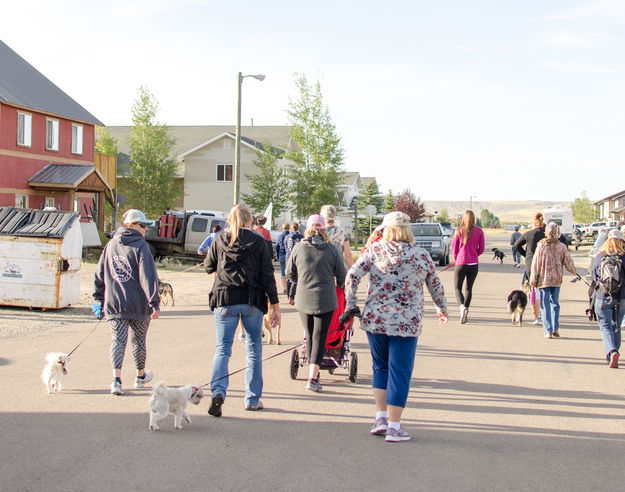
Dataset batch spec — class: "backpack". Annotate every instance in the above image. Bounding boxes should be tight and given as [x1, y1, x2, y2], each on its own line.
[597, 253, 623, 297]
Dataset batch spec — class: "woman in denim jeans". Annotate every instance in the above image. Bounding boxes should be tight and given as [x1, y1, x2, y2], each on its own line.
[591, 229, 625, 368]
[204, 204, 280, 416]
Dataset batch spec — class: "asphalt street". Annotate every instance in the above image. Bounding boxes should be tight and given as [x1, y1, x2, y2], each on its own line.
[2, 233, 625, 491]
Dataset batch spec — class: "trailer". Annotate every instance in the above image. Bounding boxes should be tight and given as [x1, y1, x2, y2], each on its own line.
[145, 210, 226, 258]
[544, 205, 573, 243]
[0, 207, 82, 309]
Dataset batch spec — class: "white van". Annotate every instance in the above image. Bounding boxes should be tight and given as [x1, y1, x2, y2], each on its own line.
[544, 205, 573, 243]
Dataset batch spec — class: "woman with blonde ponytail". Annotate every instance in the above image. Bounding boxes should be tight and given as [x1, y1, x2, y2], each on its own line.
[204, 204, 281, 416]
[451, 210, 485, 323]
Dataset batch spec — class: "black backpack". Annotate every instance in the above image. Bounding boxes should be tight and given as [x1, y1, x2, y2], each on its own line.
[597, 253, 623, 297]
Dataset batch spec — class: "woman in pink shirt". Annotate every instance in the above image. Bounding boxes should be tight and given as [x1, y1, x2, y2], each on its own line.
[451, 210, 485, 323]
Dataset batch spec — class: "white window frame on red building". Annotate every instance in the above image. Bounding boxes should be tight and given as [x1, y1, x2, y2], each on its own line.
[46, 118, 59, 151]
[71, 123, 83, 154]
[17, 112, 32, 147]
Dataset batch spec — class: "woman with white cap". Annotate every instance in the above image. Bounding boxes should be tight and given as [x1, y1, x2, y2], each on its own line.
[286, 213, 347, 393]
[94, 209, 160, 395]
[320, 204, 354, 268]
[344, 211, 448, 442]
[530, 222, 577, 338]
[591, 229, 625, 367]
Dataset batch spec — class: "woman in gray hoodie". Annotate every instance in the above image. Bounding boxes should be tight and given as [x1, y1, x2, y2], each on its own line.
[286, 214, 346, 392]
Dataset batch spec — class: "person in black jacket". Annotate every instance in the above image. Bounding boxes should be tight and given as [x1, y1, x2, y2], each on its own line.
[286, 214, 346, 393]
[204, 204, 280, 416]
[93, 209, 160, 396]
[285, 222, 304, 305]
[514, 212, 546, 324]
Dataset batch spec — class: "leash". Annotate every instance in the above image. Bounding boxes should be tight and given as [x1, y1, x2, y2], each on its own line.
[66, 319, 102, 357]
[571, 273, 591, 287]
[438, 262, 456, 274]
[181, 262, 203, 273]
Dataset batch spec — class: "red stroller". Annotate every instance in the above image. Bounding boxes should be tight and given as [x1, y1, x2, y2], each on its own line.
[289, 287, 358, 383]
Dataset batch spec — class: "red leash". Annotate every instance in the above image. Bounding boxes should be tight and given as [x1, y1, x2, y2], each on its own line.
[439, 262, 455, 273]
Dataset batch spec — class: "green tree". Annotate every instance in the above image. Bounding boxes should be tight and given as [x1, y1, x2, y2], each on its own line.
[572, 191, 599, 224]
[480, 208, 501, 228]
[436, 208, 449, 222]
[95, 127, 119, 155]
[241, 142, 291, 222]
[126, 86, 182, 217]
[355, 181, 383, 241]
[285, 73, 344, 217]
[383, 189, 395, 213]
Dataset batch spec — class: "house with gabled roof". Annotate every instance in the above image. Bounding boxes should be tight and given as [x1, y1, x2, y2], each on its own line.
[0, 40, 112, 230]
[595, 189, 625, 222]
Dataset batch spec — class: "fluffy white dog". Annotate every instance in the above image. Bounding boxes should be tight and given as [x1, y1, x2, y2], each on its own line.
[149, 381, 204, 431]
[41, 352, 69, 393]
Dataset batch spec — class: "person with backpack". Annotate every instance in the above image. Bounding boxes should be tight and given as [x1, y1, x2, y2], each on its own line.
[591, 229, 625, 368]
[530, 222, 577, 338]
[285, 223, 304, 305]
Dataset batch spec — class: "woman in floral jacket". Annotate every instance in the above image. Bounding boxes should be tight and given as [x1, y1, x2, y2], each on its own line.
[345, 211, 448, 442]
[530, 222, 577, 339]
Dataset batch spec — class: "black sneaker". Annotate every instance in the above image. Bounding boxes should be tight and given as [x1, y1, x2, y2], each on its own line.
[208, 393, 224, 417]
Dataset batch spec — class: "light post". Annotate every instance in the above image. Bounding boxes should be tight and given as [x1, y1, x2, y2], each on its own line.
[469, 195, 477, 211]
[234, 72, 265, 205]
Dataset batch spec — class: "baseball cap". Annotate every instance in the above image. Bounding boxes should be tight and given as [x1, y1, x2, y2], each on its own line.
[380, 211, 410, 228]
[608, 229, 624, 241]
[122, 209, 147, 225]
[306, 214, 326, 230]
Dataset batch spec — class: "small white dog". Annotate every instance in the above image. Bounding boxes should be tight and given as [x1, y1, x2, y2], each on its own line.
[149, 381, 204, 431]
[41, 352, 69, 393]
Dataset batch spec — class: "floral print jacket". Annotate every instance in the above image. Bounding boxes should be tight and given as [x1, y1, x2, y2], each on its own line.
[345, 240, 447, 337]
[530, 240, 576, 289]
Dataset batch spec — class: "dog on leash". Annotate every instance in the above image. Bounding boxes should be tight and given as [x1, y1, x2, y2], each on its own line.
[158, 280, 175, 307]
[491, 248, 506, 264]
[507, 290, 528, 325]
[263, 302, 281, 345]
[149, 381, 204, 431]
[41, 352, 70, 393]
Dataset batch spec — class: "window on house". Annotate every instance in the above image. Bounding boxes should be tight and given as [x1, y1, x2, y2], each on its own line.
[17, 113, 32, 146]
[15, 195, 28, 208]
[217, 164, 233, 182]
[46, 119, 59, 151]
[71, 124, 83, 154]
[45, 197, 55, 208]
[223, 139, 232, 149]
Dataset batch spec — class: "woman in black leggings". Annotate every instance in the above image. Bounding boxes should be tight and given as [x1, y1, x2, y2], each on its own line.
[286, 214, 346, 392]
[451, 211, 485, 324]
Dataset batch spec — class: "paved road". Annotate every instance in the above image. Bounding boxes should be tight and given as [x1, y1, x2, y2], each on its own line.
[2, 233, 625, 491]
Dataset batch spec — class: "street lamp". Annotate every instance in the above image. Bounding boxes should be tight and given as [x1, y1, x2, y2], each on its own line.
[234, 72, 265, 205]
[469, 195, 477, 211]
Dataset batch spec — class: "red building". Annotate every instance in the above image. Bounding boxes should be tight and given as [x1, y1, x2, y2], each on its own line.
[0, 40, 111, 228]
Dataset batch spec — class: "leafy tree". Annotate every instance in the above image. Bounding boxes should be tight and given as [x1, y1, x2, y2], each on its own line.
[383, 189, 395, 213]
[480, 208, 501, 228]
[572, 191, 599, 224]
[393, 189, 425, 222]
[355, 181, 383, 240]
[95, 127, 119, 155]
[285, 73, 344, 217]
[126, 86, 182, 217]
[436, 208, 449, 222]
[241, 142, 291, 223]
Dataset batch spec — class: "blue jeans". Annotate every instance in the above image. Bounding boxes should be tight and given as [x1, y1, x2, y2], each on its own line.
[540, 286, 561, 334]
[512, 249, 521, 264]
[366, 332, 418, 408]
[211, 304, 263, 406]
[596, 296, 625, 359]
[278, 258, 286, 279]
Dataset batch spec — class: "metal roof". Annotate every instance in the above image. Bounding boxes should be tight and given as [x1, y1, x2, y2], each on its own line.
[29, 164, 95, 187]
[0, 40, 103, 126]
[0, 207, 78, 238]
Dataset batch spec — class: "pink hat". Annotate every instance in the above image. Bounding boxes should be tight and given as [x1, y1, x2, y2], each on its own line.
[306, 214, 326, 230]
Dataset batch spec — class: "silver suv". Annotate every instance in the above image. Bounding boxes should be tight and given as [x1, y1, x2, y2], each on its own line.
[410, 222, 451, 266]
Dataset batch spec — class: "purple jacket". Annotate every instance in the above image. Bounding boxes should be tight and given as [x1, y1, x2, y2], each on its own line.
[451, 226, 485, 265]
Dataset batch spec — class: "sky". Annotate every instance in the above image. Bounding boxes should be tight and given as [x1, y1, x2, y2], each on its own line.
[2, 0, 624, 202]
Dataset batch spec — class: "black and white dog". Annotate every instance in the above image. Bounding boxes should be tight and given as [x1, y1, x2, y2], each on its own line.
[507, 290, 528, 325]
[492, 248, 506, 264]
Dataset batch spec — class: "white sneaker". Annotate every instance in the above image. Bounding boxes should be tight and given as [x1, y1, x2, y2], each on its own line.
[134, 370, 153, 389]
[533, 319, 540, 325]
[110, 380, 123, 395]
[460, 307, 468, 324]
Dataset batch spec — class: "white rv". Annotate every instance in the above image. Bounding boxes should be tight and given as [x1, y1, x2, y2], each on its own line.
[544, 205, 573, 243]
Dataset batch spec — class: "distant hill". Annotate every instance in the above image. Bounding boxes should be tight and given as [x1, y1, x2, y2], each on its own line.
[422, 200, 570, 223]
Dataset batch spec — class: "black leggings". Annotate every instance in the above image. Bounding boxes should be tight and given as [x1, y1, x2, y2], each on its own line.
[454, 264, 479, 308]
[299, 311, 334, 366]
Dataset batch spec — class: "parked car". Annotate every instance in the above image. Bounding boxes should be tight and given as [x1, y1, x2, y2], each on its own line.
[410, 222, 451, 266]
[584, 221, 618, 239]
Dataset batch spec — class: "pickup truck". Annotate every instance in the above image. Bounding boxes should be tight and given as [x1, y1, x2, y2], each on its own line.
[410, 222, 451, 266]
[584, 221, 618, 239]
[144, 210, 226, 258]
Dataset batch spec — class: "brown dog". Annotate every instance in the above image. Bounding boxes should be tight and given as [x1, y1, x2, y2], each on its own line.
[237, 302, 281, 344]
[158, 280, 175, 307]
